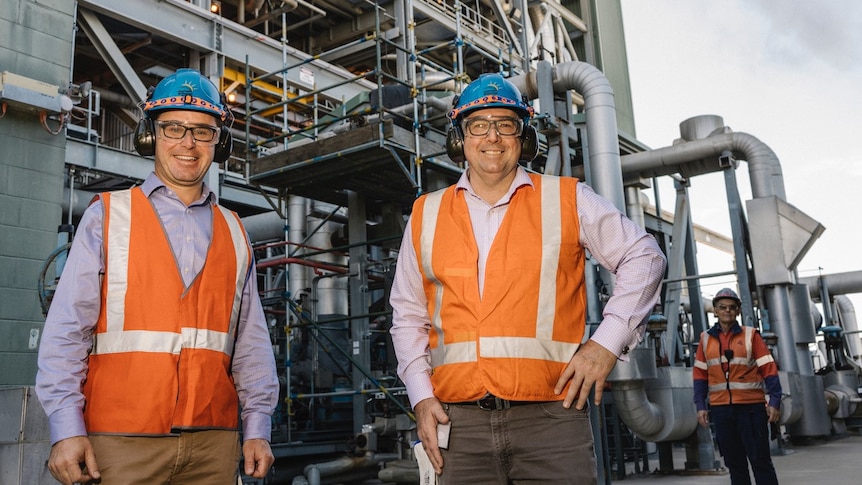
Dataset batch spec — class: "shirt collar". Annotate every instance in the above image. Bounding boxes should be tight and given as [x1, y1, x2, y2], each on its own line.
[708, 321, 742, 337]
[141, 172, 216, 206]
[455, 166, 534, 205]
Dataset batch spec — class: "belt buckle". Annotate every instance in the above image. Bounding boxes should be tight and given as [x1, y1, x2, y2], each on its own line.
[476, 394, 508, 410]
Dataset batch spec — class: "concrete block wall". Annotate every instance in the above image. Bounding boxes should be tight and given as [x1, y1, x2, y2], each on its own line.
[0, 386, 53, 485]
[0, 0, 75, 385]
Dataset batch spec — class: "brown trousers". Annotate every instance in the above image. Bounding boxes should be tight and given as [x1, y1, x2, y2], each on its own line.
[89, 430, 241, 484]
[439, 401, 597, 484]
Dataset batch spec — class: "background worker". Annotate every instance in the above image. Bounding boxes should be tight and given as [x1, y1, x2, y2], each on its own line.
[35, 68, 279, 485]
[694, 287, 782, 485]
[389, 73, 666, 484]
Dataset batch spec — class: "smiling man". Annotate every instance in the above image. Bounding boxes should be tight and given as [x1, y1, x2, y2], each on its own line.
[35, 68, 278, 485]
[389, 73, 666, 484]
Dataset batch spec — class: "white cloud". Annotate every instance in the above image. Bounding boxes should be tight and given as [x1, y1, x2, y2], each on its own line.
[621, 0, 862, 313]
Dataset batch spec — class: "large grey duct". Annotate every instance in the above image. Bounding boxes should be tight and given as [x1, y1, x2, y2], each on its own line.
[508, 61, 626, 210]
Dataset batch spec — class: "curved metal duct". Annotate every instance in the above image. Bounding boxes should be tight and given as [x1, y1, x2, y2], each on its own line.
[509, 61, 625, 209]
[621, 118, 786, 200]
[608, 347, 698, 442]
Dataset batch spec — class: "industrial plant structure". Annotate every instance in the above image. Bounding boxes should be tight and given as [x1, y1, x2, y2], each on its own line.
[1, 0, 860, 483]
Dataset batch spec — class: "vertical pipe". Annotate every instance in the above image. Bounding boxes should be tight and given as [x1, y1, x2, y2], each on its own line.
[764, 286, 800, 373]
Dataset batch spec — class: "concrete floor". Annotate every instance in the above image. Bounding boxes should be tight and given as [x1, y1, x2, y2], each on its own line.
[615, 433, 862, 484]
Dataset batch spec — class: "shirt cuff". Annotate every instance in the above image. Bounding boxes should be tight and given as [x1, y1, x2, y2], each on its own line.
[242, 412, 272, 442]
[48, 407, 88, 445]
[589, 319, 642, 361]
[404, 371, 435, 409]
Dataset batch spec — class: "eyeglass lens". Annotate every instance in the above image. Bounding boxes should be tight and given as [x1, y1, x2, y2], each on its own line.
[717, 304, 739, 311]
[463, 117, 522, 137]
[158, 121, 219, 143]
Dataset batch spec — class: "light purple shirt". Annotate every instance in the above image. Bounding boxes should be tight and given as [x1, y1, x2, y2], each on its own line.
[35, 172, 279, 445]
[389, 167, 666, 407]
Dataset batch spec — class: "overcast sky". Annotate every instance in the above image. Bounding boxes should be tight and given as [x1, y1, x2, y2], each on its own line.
[619, 0, 862, 315]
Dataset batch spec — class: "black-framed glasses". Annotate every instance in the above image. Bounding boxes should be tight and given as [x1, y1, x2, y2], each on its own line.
[156, 121, 219, 144]
[462, 117, 523, 137]
[716, 304, 739, 312]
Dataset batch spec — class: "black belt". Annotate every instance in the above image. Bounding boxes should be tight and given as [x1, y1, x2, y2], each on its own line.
[450, 393, 538, 411]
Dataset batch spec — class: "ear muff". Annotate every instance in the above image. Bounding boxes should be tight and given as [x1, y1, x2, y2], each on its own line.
[213, 125, 233, 164]
[445, 122, 540, 164]
[445, 125, 466, 164]
[134, 117, 156, 157]
[520, 124, 539, 162]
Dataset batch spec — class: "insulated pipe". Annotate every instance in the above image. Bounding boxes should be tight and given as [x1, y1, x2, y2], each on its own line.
[799, 271, 862, 300]
[508, 61, 625, 210]
[288, 196, 309, 299]
[302, 453, 400, 484]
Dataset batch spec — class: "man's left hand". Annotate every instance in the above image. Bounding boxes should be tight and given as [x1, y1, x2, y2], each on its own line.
[766, 405, 780, 424]
[243, 439, 275, 479]
[554, 340, 617, 410]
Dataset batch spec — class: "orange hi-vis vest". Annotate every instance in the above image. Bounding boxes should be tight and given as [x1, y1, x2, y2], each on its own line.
[411, 173, 586, 403]
[82, 187, 251, 435]
[696, 326, 770, 406]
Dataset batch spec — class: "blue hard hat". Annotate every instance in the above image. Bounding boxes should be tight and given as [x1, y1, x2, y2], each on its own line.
[142, 68, 229, 122]
[448, 73, 534, 125]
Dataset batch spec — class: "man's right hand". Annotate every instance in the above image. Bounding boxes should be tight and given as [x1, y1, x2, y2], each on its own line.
[697, 410, 710, 428]
[47, 436, 100, 485]
[414, 397, 449, 475]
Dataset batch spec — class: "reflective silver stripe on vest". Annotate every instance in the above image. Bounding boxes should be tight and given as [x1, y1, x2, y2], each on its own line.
[708, 381, 765, 393]
[215, 205, 250, 342]
[756, 354, 775, 367]
[482, 336, 578, 363]
[98, 190, 243, 356]
[430, 341, 475, 366]
[93, 328, 233, 355]
[105, 190, 133, 333]
[420, 190, 447, 367]
[536, 175, 561, 340]
[743, 326, 754, 357]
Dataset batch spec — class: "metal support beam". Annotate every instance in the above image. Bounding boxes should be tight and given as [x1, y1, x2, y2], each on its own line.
[663, 178, 691, 365]
[78, 0, 372, 102]
[76, 8, 148, 104]
[348, 191, 371, 435]
[721, 153, 756, 327]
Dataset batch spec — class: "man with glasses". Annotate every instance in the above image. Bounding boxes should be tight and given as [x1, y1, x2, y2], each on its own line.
[389, 73, 666, 484]
[693, 287, 781, 485]
[36, 68, 278, 484]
